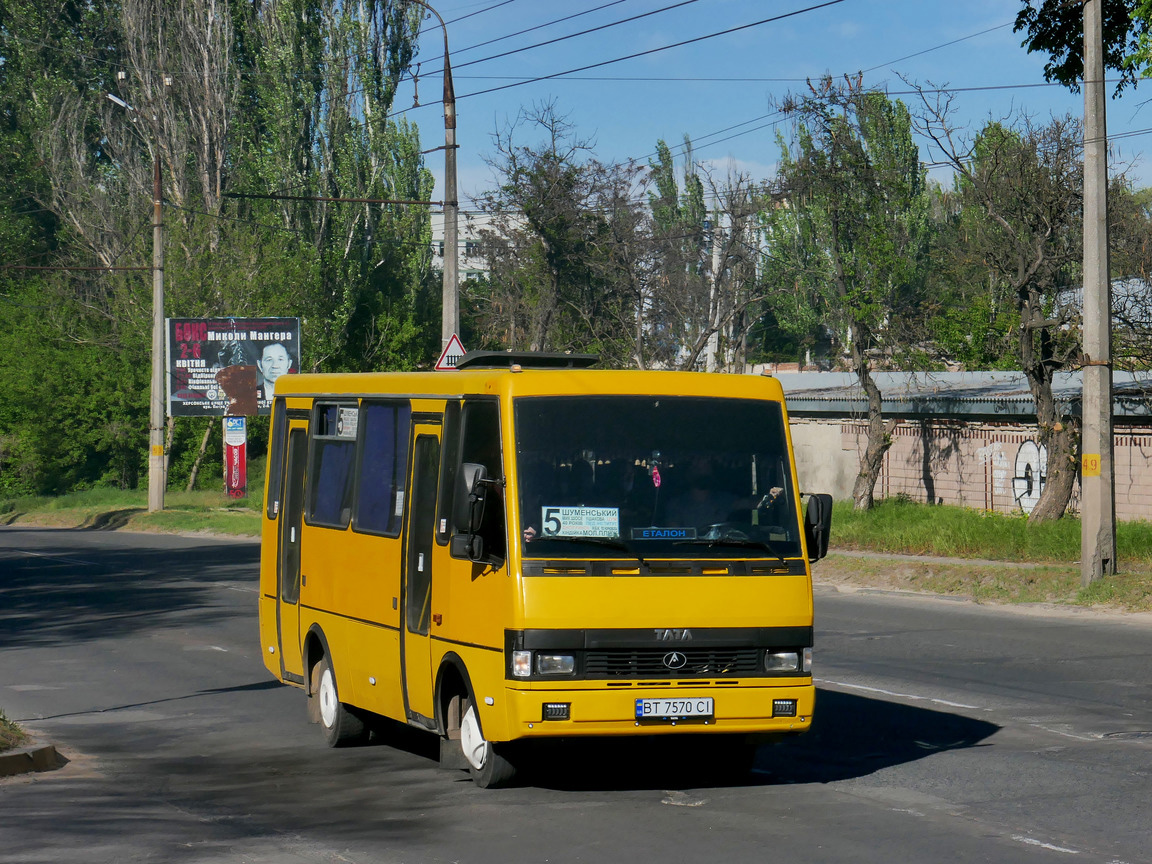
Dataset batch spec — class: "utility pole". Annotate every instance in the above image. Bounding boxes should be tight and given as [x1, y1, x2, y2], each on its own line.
[408, 1, 459, 350]
[148, 152, 165, 512]
[1081, 0, 1115, 585]
[109, 90, 165, 512]
[706, 212, 722, 372]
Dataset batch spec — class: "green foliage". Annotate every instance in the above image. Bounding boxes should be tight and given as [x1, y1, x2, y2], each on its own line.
[471, 103, 643, 365]
[0, 708, 27, 753]
[1015, 0, 1141, 94]
[763, 82, 932, 366]
[0, 1, 436, 495]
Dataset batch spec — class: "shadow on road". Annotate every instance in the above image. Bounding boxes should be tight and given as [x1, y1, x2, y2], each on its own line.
[518, 687, 998, 791]
[8, 682, 1000, 857]
[0, 527, 259, 648]
[215, 685, 998, 795]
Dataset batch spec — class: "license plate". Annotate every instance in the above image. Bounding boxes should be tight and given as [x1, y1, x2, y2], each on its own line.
[635, 697, 714, 720]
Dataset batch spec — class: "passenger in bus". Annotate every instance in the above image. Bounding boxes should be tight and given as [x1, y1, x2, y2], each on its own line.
[664, 457, 740, 528]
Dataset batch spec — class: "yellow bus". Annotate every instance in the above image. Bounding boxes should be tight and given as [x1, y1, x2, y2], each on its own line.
[258, 352, 831, 787]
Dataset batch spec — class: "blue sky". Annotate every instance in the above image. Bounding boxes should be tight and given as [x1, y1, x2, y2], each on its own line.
[392, 0, 1152, 207]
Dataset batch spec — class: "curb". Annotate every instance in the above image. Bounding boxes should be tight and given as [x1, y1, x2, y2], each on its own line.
[0, 744, 63, 778]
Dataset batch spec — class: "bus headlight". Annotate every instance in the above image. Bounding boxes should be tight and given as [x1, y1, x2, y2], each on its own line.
[536, 654, 575, 675]
[765, 650, 800, 672]
[512, 650, 532, 678]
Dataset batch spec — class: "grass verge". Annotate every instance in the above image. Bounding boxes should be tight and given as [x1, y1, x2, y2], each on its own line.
[1, 709, 28, 753]
[0, 487, 261, 537]
[826, 498, 1152, 613]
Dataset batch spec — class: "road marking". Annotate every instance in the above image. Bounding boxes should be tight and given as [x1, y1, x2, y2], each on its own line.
[1028, 723, 1101, 742]
[662, 791, 708, 807]
[817, 678, 982, 711]
[1012, 835, 1079, 854]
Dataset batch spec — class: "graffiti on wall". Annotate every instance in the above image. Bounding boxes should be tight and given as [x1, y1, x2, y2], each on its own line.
[1011, 440, 1048, 514]
[975, 439, 1048, 514]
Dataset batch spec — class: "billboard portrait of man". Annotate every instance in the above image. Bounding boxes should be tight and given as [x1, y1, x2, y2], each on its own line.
[167, 317, 300, 417]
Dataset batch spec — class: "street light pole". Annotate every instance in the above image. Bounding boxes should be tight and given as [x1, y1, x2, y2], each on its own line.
[108, 91, 165, 511]
[408, 0, 459, 349]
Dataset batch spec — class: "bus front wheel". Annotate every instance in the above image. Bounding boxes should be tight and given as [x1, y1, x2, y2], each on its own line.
[313, 655, 365, 747]
[460, 699, 517, 788]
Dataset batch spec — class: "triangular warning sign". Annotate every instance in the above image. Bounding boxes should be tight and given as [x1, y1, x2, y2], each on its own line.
[435, 334, 467, 371]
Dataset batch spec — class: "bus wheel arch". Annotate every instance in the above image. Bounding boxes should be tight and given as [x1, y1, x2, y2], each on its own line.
[302, 626, 330, 723]
[302, 626, 365, 746]
[434, 653, 471, 740]
[435, 653, 517, 788]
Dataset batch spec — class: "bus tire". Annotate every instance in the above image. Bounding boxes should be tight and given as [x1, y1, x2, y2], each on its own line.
[313, 655, 365, 747]
[460, 698, 517, 788]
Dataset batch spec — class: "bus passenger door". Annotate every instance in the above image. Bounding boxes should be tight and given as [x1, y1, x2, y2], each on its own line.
[402, 425, 441, 724]
[276, 425, 308, 682]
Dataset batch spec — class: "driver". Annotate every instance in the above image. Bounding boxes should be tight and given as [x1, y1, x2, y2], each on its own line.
[664, 457, 739, 527]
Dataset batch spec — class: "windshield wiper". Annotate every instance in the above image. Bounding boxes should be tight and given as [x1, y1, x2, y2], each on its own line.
[541, 535, 648, 567]
[673, 536, 787, 566]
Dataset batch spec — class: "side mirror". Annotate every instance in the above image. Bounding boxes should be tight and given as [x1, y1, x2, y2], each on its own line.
[451, 463, 491, 563]
[454, 463, 488, 534]
[803, 493, 833, 562]
[449, 533, 485, 561]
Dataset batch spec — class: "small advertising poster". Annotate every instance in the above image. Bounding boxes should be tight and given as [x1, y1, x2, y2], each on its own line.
[166, 317, 301, 417]
[223, 417, 247, 499]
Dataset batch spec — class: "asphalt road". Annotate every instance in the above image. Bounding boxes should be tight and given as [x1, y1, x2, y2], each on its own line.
[2, 525, 1151, 864]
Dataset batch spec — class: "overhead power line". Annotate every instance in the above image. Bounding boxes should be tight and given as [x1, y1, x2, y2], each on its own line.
[452, 0, 703, 72]
[454, 0, 850, 102]
[444, 0, 519, 27]
[446, 0, 631, 59]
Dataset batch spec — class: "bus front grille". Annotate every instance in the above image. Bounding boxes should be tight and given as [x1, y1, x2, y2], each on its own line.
[584, 649, 761, 678]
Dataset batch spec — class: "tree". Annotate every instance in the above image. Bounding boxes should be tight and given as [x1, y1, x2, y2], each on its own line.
[1106, 180, 1152, 369]
[0, 0, 436, 495]
[470, 102, 645, 366]
[914, 89, 1086, 522]
[1014, 0, 1142, 93]
[765, 77, 931, 510]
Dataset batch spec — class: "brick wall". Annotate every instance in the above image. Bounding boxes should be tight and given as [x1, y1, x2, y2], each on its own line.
[791, 417, 1152, 521]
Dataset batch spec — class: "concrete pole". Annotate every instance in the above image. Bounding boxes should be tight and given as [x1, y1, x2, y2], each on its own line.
[706, 214, 722, 372]
[408, 1, 459, 349]
[1081, 0, 1115, 585]
[442, 49, 459, 348]
[148, 153, 166, 512]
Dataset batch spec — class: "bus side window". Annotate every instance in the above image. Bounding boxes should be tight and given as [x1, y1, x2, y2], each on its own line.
[352, 400, 411, 536]
[436, 401, 461, 546]
[266, 398, 287, 519]
[453, 399, 506, 563]
[307, 403, 357, 529]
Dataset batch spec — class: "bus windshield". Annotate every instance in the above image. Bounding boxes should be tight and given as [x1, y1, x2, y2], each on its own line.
[514, 395, 801, 561]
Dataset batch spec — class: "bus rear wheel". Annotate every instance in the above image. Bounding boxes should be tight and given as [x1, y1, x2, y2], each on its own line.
[460, 699, 517, 788]
[313, 655, 365, 747]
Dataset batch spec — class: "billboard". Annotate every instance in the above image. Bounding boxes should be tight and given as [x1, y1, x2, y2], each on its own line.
[167, 317, 301, 417]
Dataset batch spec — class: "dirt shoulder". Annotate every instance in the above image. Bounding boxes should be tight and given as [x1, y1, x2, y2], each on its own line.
[815, 549, 1152, 614]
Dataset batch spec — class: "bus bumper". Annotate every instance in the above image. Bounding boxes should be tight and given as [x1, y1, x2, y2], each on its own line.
[502, 681, 814, 739]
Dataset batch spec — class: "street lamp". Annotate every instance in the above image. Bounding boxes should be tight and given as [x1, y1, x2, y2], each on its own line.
[107, 92, 165, 512]
[407, 0, 459, 350]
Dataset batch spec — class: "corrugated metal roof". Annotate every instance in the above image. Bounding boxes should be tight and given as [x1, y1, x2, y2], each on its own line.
[769, 371, 1152, 420]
